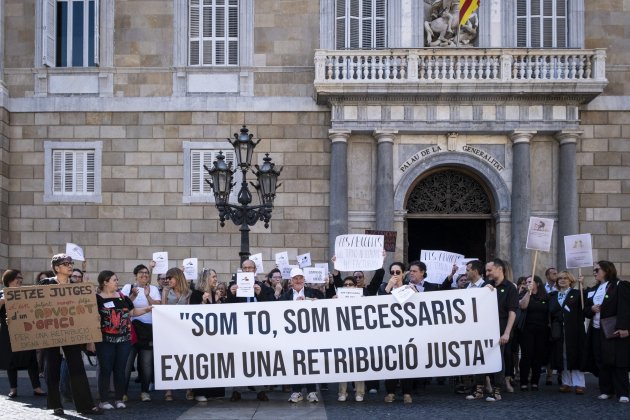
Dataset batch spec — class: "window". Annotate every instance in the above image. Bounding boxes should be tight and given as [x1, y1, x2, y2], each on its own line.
[42, 0, 99, 67]
[183, 142, 242, 203]
[335, 0, 386, 49]
[516, 0, 566, 48]
[189, 0, 239, 66]
[44, 141, 102, 203]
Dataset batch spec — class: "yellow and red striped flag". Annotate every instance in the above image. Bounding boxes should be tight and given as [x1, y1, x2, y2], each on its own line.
[459, 0, 480, 26]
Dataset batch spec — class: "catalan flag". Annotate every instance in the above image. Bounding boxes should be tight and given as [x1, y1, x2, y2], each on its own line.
[459, 0, 479, 26]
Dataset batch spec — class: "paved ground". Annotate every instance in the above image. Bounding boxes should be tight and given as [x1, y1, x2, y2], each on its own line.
[1, 369, 629, 419]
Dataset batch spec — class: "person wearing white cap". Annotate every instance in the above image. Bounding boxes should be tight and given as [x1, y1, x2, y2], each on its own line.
[281, 267, 324, 403]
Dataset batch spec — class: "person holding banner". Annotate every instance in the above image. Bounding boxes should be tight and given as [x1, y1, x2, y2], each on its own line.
[466, 258, 518, 403]
[584, 261, 630, 403]
[122, 263, 162, 403]
[549, 271, 587, 394]
[40, 254, 103, 416]
[0, 270, 47, 399]
[377, 262, 414, 404]
[161, 267, 192, 401]
[282, 267, 324, 403]
[517, 275, 550, 391]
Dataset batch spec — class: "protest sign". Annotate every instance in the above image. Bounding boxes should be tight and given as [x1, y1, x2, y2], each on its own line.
[152, 288, 501, 389]
[249, 253, 264, 274]
[525, 217, 555, 252]
[304, 267, 326, 284]
[314, 263, 329, 279]
[297, 253, 312, 268]
[281, 264, 298, 280]
[391, 285, 416, 304]
[334, 234, 384, 271]
[275, 252, 289, 267]
[236, 273, 255, 298]
[65, 243, 85, 261]
[336, 288, 364, 299]
[153, 252, 169, 274]
[365, 230, 397, 252]
[183, 258, 198, 281]
[420, 250, 465, 284]
[564, 233, 593, 269]
[4, 283, 101, 351]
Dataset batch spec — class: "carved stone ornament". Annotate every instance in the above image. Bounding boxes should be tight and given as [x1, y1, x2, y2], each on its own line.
[424, 0, 479, 48]
[407, 170, 491, 214]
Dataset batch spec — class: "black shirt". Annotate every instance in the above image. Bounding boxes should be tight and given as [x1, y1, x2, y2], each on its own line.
[495, 279, 519, 332]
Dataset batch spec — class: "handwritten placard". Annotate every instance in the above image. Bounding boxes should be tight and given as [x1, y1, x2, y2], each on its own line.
[153, 252, 169, 275]
[420, 250, 465, 284]
[4, 283, 101, 351]
[297, 253, 312, 268]
[183, 258, 198, 281]
[65, 243, 85, 261]
[336, 288, 364, 299]
[304, 267, 326, 284]
[334, 234, 385, 271]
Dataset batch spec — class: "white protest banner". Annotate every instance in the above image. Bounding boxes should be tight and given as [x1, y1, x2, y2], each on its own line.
[315, 263, 330, 279]
[183, 258, 198, 281]
[236, 272, 255, 298]
[334, 234, 384, 271]
[281, 264, 297, 280]
[66, 243, 85, 261]
[564, 233, 593, 269]
[304, 267, 326, 284]
[153, 288, 501, 389]
[297, 253, 312, 268]
[249, 253, 264, 274]
[275, 252, 289, 267]
[420, 250, 465, 284]
[336, 288, 364, 299]
[525, 217, 555, 252]
[152, 252, 169, 275]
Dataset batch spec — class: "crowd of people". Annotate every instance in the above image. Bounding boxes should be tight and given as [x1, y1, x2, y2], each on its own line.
[1, 253, 629, 415]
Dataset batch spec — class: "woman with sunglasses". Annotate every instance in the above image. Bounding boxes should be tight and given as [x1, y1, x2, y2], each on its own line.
[161, 267, 192, 401]
[0, 270, 47, 399]
[39, 254, 103, 416]
[377, 262, 414, 404]
[584, 261, 630, 403]
[548, 271, 587, 394]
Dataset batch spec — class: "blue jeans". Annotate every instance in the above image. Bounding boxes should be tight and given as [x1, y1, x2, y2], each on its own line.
[96, 340, 132, 402]
[124, 345, 154, 394]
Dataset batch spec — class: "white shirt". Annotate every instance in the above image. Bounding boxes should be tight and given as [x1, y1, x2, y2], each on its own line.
[467, 278, 485, 288]
[545, 283, 557, 293]
[121, 284, 160, 324]
[592, 281, 608, 329]
[292, 288, 305, 300]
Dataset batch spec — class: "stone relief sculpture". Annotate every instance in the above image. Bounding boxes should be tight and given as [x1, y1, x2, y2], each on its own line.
[424, 0, 478, 47]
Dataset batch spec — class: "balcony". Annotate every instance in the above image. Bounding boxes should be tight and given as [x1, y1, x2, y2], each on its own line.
[314, 48, 607, 105]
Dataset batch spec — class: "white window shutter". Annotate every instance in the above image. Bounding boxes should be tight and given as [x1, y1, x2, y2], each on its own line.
[227, 0, 239, 65]
[52, 150, 63, 193]
[93, 0, 100, 65]
[75, 152, 86, 193]
[335, 0, 347, 49]
[42, 0, 56, 67]
[86, 151, 95, 193]
[189, 0, 201, 65]
[64, 152, 74, 193]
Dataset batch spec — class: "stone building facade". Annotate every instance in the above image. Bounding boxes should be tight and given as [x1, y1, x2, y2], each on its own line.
[0, 1, 628, 283]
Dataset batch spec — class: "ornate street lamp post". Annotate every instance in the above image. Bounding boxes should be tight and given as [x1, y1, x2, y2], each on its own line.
[204, 125, 282, 263]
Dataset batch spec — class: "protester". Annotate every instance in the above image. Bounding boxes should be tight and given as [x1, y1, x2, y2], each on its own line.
[584, 260, 630, 403]
[39, 254, 103, 416]
[161, 267, 192, 401]
[95, 270, 152, 410]
[517, 275, 550, 391]
[122, 263, 161, 402]
[0, 270, 47, 399]
[188, 268, 225, 401]
[336, 276, 365, 402]
[549, 271, 586, 394]
[282, 267, 324, 403]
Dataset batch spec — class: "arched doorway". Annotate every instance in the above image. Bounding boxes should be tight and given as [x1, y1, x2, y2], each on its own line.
[405, 168, 495, 263]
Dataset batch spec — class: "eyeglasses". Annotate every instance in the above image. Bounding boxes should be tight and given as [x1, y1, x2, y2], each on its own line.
[593, 268, 601, 274]
[60, 262, 74, 267]
[343, 283, 355, 287]
[71, 275, 83, 279]
[138, 271, 150, 275]
[390, 270, 401, 275]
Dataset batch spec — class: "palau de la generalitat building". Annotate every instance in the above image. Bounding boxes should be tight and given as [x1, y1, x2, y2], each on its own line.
[0, 1, 627, 283]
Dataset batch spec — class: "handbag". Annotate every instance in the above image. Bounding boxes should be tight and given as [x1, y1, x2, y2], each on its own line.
[600, 316, 618, 339]
[132, 320, 153, 348]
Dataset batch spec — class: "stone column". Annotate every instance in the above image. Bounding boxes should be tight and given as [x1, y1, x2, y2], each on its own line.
[328, 130, 351, 259]
[510, 131, 536, 279]
[374, 131, 397, 268]
[556, 131, 582, 270]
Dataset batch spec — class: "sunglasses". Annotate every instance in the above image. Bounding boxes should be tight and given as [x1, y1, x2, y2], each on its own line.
[593, 268, 601, 274]
[343, 283, 355, 287]
[60, 262, 74, 267]
[390, 270, 401, 275]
